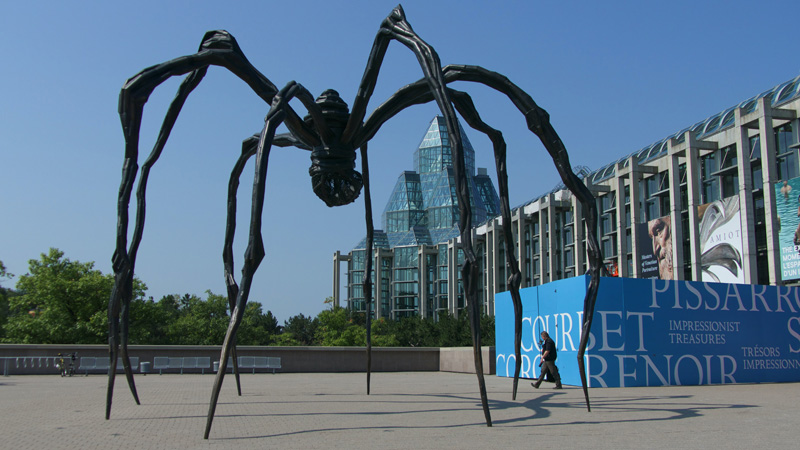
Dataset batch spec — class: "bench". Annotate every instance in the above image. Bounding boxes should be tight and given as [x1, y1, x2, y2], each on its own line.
[153, 356, 211, 374]
[182, 357, 212, 374]
[79, 356, 139, 375]
[237, 356, 282, 374]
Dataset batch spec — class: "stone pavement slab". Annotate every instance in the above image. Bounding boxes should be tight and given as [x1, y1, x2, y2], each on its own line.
[0, 372, 797, 449]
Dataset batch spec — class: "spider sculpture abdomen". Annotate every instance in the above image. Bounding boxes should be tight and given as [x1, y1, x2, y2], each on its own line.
[307, 89, 363, 206]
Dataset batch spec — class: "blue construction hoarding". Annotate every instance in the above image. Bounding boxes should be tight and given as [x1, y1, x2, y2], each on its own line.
[495, 276, 800, 387]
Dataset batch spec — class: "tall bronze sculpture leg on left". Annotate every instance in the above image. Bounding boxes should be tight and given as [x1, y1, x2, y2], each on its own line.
[108, 65, 209, 418]
[108, 31, 282, 419]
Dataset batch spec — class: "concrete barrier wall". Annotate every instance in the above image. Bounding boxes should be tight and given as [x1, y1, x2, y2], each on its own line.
[439, 347, 495, 374]
[0, 344, 454, 375]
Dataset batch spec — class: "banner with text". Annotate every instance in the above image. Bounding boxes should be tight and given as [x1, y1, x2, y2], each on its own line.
[495, 276, 800, 387]
[774, 177, 800, 281]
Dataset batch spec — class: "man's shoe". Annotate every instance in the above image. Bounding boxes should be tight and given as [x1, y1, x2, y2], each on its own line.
[554, 385, 563, 389]
[531, 382, 540, 389]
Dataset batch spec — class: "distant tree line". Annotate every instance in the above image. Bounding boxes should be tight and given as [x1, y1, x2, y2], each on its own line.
[0, 249, 494, 347]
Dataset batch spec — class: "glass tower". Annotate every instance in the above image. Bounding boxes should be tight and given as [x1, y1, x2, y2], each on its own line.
[349, 116, 501, 319]
[380, 116, 499, 244]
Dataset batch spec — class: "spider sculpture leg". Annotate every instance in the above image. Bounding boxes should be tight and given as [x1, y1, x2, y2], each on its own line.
[107, 30, 288, 419]
[340, 4, 493, 426]
[447, 91, 525, 401]
[379, 87, 527, 402]
[358, 64, 603, 411]
[107, 66, 208, 418]
[204, 112, 276, 441]
[222, 134, 268, 397]
[440, 65, 604, 411]
[204, 81, 326, 439]
[356, 144, 375, 394]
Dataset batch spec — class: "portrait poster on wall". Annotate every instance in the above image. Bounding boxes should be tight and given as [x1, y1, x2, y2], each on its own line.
[637, 215, 671, 280]
[774, 177, 800, 281]
[697, 196, 744, 284]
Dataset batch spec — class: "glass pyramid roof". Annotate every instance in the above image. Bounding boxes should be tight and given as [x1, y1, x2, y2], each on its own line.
[356, 116, 501, 250]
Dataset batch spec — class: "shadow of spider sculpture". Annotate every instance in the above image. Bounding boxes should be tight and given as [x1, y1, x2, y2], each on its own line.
[106, 4, 603, 439]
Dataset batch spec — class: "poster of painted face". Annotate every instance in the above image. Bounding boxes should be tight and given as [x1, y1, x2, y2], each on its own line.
[774, 177, 800, 281]
[697, 196, 744, 283]
[637, 216, 672, 280]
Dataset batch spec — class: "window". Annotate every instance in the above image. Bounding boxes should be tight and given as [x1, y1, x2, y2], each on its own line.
[776, 123, 798, 181]
[701, 153, 720, 203]
[750, 135, 763, 190]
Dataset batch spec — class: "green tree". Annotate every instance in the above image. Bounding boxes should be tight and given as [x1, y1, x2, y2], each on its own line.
[0, 260, 10, 284]
[433, 312, 472, 347]
[150, 291, 280, 345]
[271, 332, 303, 346]
[128, 295, 180, 344]
[236, 302, 279, 345]
[479, 314, 495, 347]
[314, 307, 396, 346]
[3, 249, 145, 344]
[390, 316, 438, 347]
[283, 313, 319, 345]
[369, 317, 400, 347]
[0, 260, 13, 339]
[387, 312, 495, 347]
[315, 307, 363, 346]
[165, 292, 229, 345]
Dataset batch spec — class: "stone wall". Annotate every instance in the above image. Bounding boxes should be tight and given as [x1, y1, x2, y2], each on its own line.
[0, 344, 468, 375]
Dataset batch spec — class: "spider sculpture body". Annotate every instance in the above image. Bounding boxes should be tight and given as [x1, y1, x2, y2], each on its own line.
[106, 5, 603, 439]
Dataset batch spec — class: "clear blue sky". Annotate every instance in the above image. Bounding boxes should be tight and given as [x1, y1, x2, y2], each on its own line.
[2, 0, 799, 323]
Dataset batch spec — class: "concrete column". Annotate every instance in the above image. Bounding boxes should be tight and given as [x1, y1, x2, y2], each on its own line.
[514, 210, 527, 287]
[544, 195, 556, 282]
[488, 221, 498, 302]
[481, 233, 491, 313]
[537, 201, 547, 283]
[614, 172, 626, 276]
[333, 251, 341, 308]
[372, 248, 382, 320]
[757, 98, 781, 284]
[667, 142, 685, 280]
[448, 240, 458, 318]
[332, 251, 351, 309]
[734, 109, 758, 283]
[571, 193, 585, 275]
[479, 226, 494, 316]
[628, 162, 642, 278]
[684, 132, 703, 281]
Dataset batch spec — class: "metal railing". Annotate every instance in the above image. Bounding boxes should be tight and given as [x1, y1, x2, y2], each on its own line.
[1, 356, 62, 376]
[2, 354, 282, 376]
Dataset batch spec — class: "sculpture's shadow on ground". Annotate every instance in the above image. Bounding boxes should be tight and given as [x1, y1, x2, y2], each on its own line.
[493, 389, 756, 427]
[179, 388, 757, 440]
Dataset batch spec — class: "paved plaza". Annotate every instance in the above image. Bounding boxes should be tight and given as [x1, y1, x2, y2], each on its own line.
[0, 371, 797, 449]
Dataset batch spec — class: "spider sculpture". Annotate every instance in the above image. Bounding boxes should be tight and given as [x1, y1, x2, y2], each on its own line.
[106, 4, 603, 439]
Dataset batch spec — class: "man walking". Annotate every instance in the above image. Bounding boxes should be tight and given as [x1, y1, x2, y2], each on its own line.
[531, 331, 562, 389]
